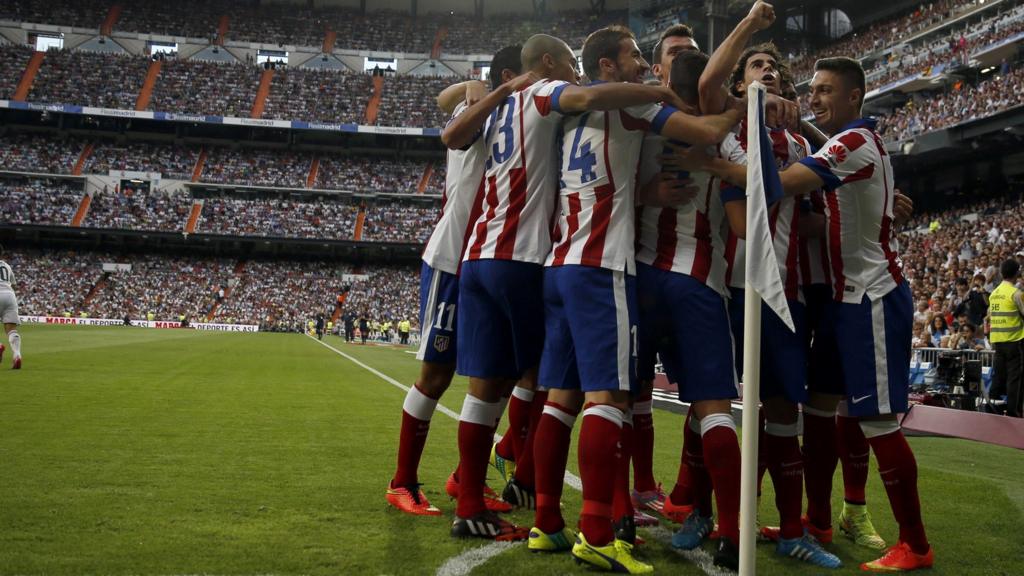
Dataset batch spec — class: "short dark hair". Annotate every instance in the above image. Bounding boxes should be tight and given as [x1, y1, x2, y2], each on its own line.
[670, 50, 709, 106]
[652, 24, 694, 65]
[489, 45, 523, 90]
[956, 277, 970, 287]
[582, 25, 635, 81]
[729, 42, 785, 97]
[814, 56, 866, 108]
[1001, 258, 1021, 280]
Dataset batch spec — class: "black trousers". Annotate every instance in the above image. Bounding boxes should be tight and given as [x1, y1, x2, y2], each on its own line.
[992, 340, 1024, 417]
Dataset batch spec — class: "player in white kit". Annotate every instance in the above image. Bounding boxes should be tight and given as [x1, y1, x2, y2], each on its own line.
[0, 247, 23, 369]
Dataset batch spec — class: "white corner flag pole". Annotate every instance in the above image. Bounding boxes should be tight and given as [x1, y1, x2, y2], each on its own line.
[738, 82, 765, 576]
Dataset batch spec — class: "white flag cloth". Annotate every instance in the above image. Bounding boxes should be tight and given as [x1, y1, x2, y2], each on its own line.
[745, 82, 794, 332]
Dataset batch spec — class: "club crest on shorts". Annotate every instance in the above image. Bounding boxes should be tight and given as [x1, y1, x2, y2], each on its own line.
[434, 335, 450, 352]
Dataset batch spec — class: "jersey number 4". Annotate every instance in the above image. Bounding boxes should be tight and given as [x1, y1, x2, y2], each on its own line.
[568, 114, 597, 183]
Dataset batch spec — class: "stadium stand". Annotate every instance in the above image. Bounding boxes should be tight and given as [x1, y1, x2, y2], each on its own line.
[877, 66, 1024, 141]
[0, 178, 82, 226]
[27, 49, 150, 109]
[315, 154, 433, 194]
[3, 248, 104, 317]
[195, 192, 361, 240]
[85, 186, 193, 233]
[360, 200, 437, 244]
[375, 75, 451, 128]
[201, 147, 311, 188]
[148, 58, 259, 118]
[341, 266, 420, 327]
[0, 133, 80, 174]
[0, 43, 33, 100]
[86, 140, 198, 181]
[262, 68, 371, 125]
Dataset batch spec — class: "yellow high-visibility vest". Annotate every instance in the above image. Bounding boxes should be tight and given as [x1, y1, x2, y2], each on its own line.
[989, 281, 1024, 343]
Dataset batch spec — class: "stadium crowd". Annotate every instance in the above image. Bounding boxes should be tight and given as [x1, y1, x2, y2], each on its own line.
[196, 193, 360, 240]
[202, 147, 311, 188]
[900, 197, 1024, 351]
[28, 49, 150, 109]
[84, 186, 193, 233]
[341, 266, 419, 331]
[148, 59, 259, 118]
[877, 66, 1024, 141]
[360, 201, 437, 243]
[2, 249, 104, 317]
[0, 178, 83, 226]
[86, 140, 197, 181]
[315, 155, 433, 193]
[786, 0, 983, 82]
[0, 133, 80, 174]
[375, 75, 451, 128]
[0, 44, 33, 100]
[262, 67, 371, 125]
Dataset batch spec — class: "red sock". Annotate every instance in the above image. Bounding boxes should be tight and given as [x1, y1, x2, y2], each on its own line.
[494, 429, 515, 461]
[534, 401, 577, 534]
[612, 416, 635, 521]
[455, 395, 501, 518]
[631, 391, 657, 493]
[512, 390, 547, 487]
[392, 384, 440, 487]
[837, 415, 869, 505]
[866, 427, 929, 554]
[670, 411, 700, 507]
[802, 410, 838, 530]
[702, 415, 741, 546]
[765, 425, 804, 540]
[578, 403, 623, 546]
[502, 386, 534, 460]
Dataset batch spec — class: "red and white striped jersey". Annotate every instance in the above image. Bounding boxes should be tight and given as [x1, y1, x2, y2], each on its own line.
[797, 119, 903, 304]
[463, 79, 571, 265]
[719, 126, 811, 301]
[798, 189, 831, 287]
[635, 133, 729, 297]
[546, 102, 676, 273]
[422, 102, 487, 275]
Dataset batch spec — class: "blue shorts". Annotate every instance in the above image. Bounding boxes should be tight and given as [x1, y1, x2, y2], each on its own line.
[539, 265, 637, 393]
[816, 283, 913, 416]
[456, 259, 544, 380]
[727, 288, 808, 404]
[637, 263, 739, 402]
[417, 262, 459, 364]
[803, 283, 831, 350]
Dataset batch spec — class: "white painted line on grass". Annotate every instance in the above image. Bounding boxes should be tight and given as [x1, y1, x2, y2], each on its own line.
[310, 336, 715, 575]
[435, 541, 518, 576]
[648, 525, 734, 576]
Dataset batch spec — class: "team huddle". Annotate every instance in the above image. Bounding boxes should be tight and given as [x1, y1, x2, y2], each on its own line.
[386, 2, 933, 573]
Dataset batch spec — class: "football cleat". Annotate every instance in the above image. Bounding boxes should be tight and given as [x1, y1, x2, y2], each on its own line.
[671, 509, 714, 550]
[444, 472, 512, 513]
[501, 477, 536, 510]
[777, 532, 843, 569]
[528, 525, 575, 552]
[571, 532, 653, 574]
[661, 492, 693, 524]
[490, 442, 516, 484]
[12, 356, 20, 370]
[385, 483, 442, 516]
[761, 516, 834, 544]
[840, 502, 887, 550]
[630, 483, 666, 515]
[861, 542, 934, 572]
[451, 511, 529, 541]
[633, 509, 659, 527]
[713, 538, 740, 571]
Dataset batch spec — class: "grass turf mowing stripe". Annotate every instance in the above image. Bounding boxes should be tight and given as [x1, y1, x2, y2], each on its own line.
[307, 335, 712, 575]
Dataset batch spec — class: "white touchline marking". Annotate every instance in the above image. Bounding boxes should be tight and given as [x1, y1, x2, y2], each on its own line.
[648, 526, 734, 576]
[309, 336, 713, 575]
[435, 542, 517, 576]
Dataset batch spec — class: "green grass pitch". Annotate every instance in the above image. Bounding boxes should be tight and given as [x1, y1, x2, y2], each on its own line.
[1, 325, 1022, 575]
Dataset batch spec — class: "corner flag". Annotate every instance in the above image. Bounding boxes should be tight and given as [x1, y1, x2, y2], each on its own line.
[745, 82, 794, 333]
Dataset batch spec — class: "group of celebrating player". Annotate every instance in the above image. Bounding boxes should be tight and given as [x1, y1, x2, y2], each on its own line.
[385, 2, 934, 572]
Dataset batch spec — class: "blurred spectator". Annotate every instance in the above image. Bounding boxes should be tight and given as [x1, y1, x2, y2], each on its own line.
[203, 147, 311, 188]
[0, 178, 83, 225]
[0, 44, 33, 100]
[376, 75, 451, 128]
[87, 141, 197, 180]
[28, 49, 150, 109]
[196, 192, 359, 240]
[263, 68, 371, 124]
[85, 186, 192, 232]
[360, 200, 438, 243]
[149, 58, 259, 118]
[0, 133, 81, 174]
